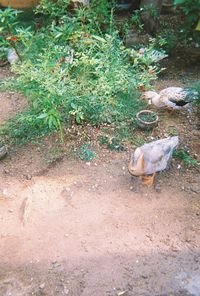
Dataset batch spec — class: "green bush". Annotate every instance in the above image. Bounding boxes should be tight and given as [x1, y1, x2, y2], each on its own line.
[77, 144, 95, 161]
[174, 0, 200, 26]
[35, 0, 70, 19]
[36, 0, 116, 32]
[173, 0, 200, 44]
[0, 5, 163, 143]
[174, 149, 198, 167]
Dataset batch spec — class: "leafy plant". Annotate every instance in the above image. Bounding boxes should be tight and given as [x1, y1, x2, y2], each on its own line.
[44, 145, 64, 164]
[77, 143, 95, 161]
[98, 122, 146, 152]
[131, 9, 144, 32]
[174, 0, 200, 26]
[4, 28, 161, 141]
[0, 7, 21, 33]
[168, 129, 178, 136]
[173, 0, 200, 44]
[0, 4, 165, 144]
[35, 0, 70, 19]
[174, 149, 198, 167]
[139, 112, 157, 122]
[131, 5, 159, 32]
[36, 0, 116, 32]
[0, 8, 22, 59]
[156, 29, 177, 53]
[98, 134, 125, 151]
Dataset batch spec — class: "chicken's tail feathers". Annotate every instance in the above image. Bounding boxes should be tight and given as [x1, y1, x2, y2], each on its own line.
[170, 136, 179, 149]
[182, 87, 199, 102]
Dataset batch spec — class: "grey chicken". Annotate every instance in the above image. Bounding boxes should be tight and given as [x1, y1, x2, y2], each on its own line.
[128, 136, 179, 186]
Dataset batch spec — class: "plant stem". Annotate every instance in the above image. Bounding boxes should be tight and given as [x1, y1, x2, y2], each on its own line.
[10, 41, 22, 62]
[58, 120, 64, 144]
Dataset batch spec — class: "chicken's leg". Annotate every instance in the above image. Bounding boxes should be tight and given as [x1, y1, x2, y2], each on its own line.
[165, 108, 174, 116]
[142, 173, 156, 187]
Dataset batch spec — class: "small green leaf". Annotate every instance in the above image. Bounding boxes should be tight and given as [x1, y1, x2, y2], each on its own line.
[37, 113, 47, 119]
[70, 102, 76, 109]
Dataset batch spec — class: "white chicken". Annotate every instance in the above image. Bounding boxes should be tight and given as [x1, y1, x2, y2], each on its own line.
[142, 87, 199, 111]
[128, 136, 179, 187]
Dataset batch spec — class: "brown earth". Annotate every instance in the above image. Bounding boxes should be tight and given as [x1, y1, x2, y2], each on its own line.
[0, 57, 200, 296]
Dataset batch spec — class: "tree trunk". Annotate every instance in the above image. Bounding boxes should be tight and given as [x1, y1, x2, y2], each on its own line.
[140, 0, 163, 36]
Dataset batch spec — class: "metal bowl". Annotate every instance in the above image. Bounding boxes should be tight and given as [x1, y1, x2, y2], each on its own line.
[136, 110, 158, 130]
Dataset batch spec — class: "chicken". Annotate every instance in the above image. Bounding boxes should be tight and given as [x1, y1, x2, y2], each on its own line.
[141, 87, 199, 111]
[128, 136, 179, 187]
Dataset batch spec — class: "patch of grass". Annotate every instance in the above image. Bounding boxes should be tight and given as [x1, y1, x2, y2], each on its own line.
[44, 145, 64, 164]
[139, 112, 157, 122]
[77, 144, 95, 161]
[174, 149, 198, 167]
[0, 109, 53, 145]
[168, 129, 178, 137]
[98, 134, 125, 151]
[98, 121, 146, 151]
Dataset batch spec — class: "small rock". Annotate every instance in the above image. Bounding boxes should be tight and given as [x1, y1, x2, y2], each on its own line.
[65, 187, 71, 192]
[146, 234, 153, 242]
[8, 209, 13, 213]
[3, 189, 8, 196]
[86, 162, 91, 166]
[63, 286, 69, 295]
[26, 174, 32, 180]
[185, 235, 192, 243]
[39, 283, 45, 289]
[52, 261, 61, 268]
[193, 130, 200, 137]
[155, 185, 161, 193]
[190, 187, 199, 194]
[117, 291, 127, 296]
[171, 244, 180, 252]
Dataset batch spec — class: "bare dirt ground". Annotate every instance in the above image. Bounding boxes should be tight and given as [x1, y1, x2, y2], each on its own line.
[0, 58, 200, 296]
